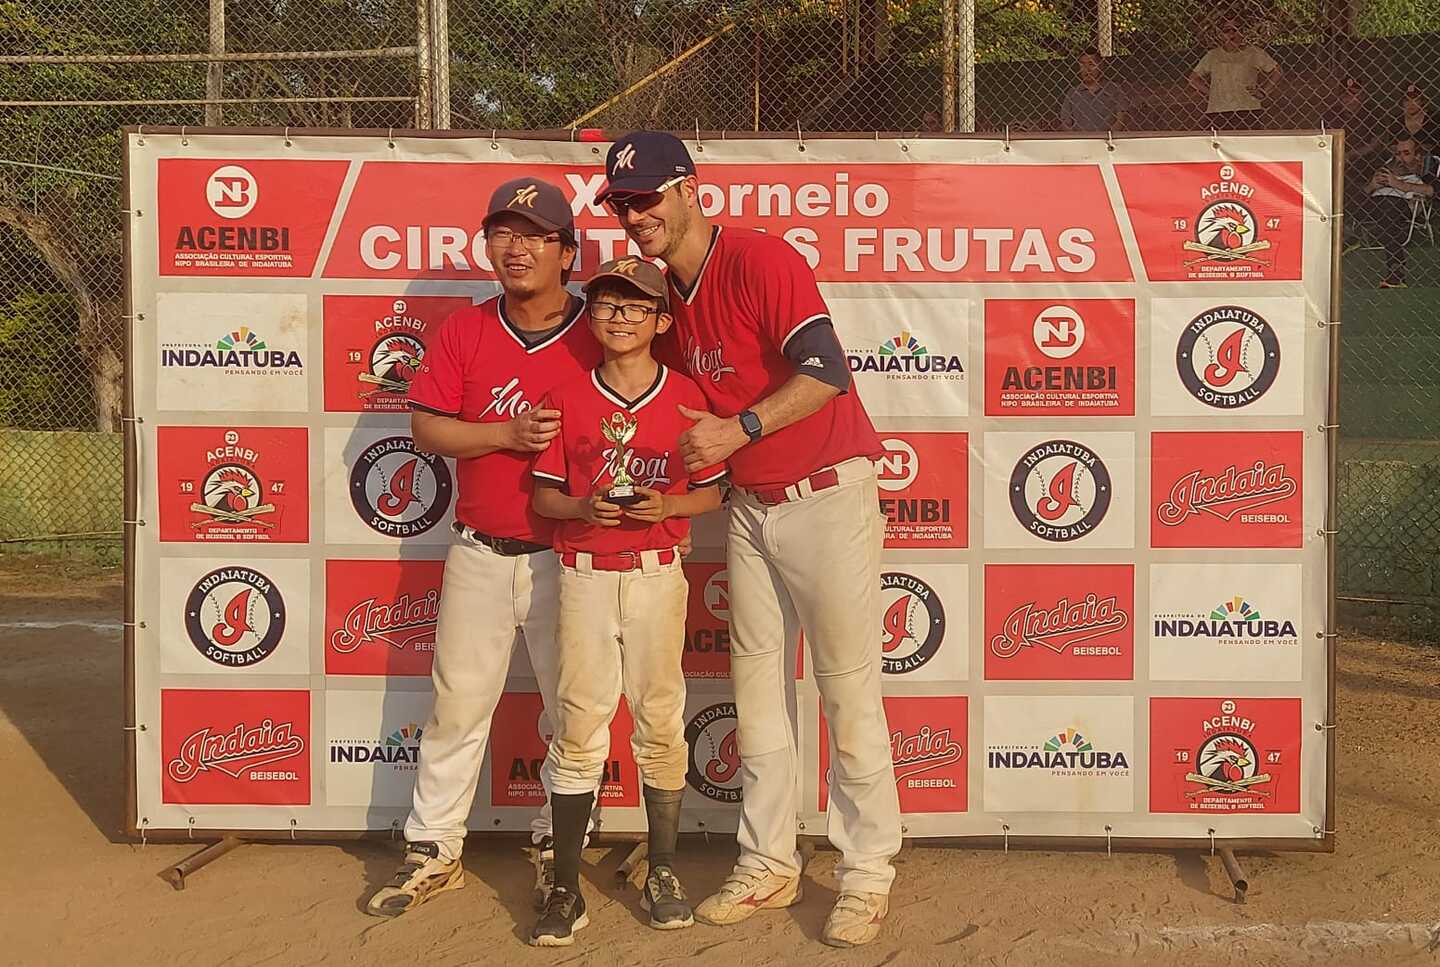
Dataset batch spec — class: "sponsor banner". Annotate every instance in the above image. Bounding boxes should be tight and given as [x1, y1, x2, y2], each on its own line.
[155, 292, 309, 412]
[820, 696, 968, 814]
[877, 565, 969, 683]
[322, 427, 456, 545]
[324, 690, 432, 806]
[157, 158, 350, 276]
[683, 562, 731, 679]
[1151, 431, 1303, 548]
[324, 559, 444, 676]
[983, 299, 1136, 416]
[1150, 297, 1305, 416]
[489, 691, 640, 808]
[984, 564, 1135, 681]
[876, 432, 968, 549]
[1150, 563, 1303, 682]
[161, 688, 310, 805]
[684, 696, 745, 810]
[1115, 161, 1304, 281]
[322, 161, 1133, 283]
[983, 432, 1136, 549]
[158, 557, 310, 675]
[1150, 697, 1301, 813]
[832, 296, 969, 418]
[983, 695, 1135, 813]
[322, 295, 471, 413]
[155, 425, 309, 543]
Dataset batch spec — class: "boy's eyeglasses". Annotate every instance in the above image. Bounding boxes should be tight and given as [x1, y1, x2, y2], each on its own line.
[590, 302, 660, 323]
[603, 176, 686, 216]
[485, 228, 561, 252]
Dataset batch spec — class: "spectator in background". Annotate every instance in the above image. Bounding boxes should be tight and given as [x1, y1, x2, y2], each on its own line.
[1188, 18, 1280, 129]
[1332, 77, 1386, 164]
[1349, 136, 1437, 289]
[1397, 84, 1436, 153]
[1060, 48, 1130, 131]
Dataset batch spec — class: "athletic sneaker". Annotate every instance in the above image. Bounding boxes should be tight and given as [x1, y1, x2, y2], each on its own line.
[640, 864, 694, 930]
[1379, 275, 1409, 289]
[693, 868, 801, 926]
[531, 836, 555, 910]
[364, 841, 464, 918]
[530, 886, 589, 946]
[821, 891, 889, 948]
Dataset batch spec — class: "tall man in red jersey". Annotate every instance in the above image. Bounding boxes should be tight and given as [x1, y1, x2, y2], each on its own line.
[598, 132, 902, 948]
[366, 178, 601, 918]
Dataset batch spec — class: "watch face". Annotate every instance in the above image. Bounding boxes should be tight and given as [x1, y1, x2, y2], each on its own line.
[740, 411, 763, 440]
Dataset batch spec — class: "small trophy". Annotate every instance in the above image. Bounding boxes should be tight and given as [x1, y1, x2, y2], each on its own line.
[600, 411, 643, 506]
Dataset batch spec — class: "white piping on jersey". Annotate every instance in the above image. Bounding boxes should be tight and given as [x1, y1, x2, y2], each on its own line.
[780, 313, 832, 352]
[668, 225, 723, 307]
[591, 365, 668, 413]
[531, 469, 566, 483]
[691, 467, 728, 486]
[496, 294, 585, 354]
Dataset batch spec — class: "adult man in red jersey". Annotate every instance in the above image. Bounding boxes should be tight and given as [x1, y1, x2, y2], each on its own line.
[598, 132, 901, 948]
[366, 177, 601, 917]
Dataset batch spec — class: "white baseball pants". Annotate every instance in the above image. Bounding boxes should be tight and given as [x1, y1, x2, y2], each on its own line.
[543, 550, 690, 795]
[727, 458, 901, 895]
[404, 532, 564, 862]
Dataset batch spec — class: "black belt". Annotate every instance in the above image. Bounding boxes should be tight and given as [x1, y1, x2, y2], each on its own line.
[453, 522, 550, 556]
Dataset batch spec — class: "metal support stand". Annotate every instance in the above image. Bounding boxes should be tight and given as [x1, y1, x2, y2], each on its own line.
[1218, 847, 1248, 904]
[615, 841, 648, 887]
[157, 836, 245, 891]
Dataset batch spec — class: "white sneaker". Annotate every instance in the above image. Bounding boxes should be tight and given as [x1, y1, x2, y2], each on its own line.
[694, 868, 801, 926]
[365, 841, 464, 917]
[822, 891, 889, 947]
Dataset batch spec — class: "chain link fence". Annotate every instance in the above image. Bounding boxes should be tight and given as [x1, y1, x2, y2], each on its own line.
[3, 0, 1436, 630]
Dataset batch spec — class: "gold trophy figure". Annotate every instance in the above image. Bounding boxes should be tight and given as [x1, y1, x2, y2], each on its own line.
[600, 411, 643, 506]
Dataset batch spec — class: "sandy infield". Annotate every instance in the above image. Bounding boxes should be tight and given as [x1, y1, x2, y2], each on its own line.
[1, 556, 1437, 967]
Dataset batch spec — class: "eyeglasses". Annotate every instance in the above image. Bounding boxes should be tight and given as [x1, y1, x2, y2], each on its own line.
[603, 176, 686, 216]
[590, 302, 659, 323]
[485, 227, 562, 252]
[1406, 88, 1422, 98]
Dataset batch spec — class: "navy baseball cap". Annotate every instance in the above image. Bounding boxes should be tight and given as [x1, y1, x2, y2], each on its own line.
[482, 177, 576, 244]
[598, 131, 697, 202]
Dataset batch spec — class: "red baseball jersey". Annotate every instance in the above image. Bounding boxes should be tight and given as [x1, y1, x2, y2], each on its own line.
[406, 296, 601, 543]
[660, 226, 882, 490]
[531, 366, 726, 554]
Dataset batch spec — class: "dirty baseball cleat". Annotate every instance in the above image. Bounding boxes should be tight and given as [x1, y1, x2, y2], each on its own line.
[364, 841, 464, 918]
[531, 836, 556, 910]
[821, 891, 889, 947]
[640, 864, 694, 929]
[694, 868, 801, 926]
[530, 885, 589, 946]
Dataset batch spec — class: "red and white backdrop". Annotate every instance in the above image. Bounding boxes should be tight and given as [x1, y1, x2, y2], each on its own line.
[126, 131, 1334, 844]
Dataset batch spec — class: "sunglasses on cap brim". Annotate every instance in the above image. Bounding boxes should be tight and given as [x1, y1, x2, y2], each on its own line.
[602, 175, 687, 215]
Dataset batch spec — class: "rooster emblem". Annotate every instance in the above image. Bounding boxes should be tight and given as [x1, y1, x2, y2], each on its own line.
[361, 334, 426, 397]
[203, 467, 259, 514]
[1198, 736, 1254, 788]
[1199, 204, 1253, 251]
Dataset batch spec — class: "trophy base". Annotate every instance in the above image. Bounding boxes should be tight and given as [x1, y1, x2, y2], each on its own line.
[606, 488, 643, 507]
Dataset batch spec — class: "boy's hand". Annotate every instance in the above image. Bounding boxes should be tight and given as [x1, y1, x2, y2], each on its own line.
[581, 493, 623, 527]
[504, 408, 561, 452]
[623, 486, 670, 523]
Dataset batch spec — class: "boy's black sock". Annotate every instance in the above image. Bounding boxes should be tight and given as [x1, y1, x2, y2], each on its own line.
[550, 791, 595, 893]
[642, 784, 684, 872]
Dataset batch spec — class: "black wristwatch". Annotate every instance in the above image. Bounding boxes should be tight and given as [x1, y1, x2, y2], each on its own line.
[738, 409, 763, 442]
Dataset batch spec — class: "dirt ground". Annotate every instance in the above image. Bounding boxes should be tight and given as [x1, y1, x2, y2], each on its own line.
[2, 554, 1438, 967]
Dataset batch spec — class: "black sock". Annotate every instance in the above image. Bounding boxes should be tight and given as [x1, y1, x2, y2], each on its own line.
[550, 791, 594, 894]
[643, 784, 684, 873]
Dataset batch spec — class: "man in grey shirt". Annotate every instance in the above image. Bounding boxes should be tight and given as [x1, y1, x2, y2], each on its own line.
[1060, 48, 1130, 131]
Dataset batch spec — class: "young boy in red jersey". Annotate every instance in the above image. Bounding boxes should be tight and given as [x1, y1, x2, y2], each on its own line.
[528, 256, 726, 946]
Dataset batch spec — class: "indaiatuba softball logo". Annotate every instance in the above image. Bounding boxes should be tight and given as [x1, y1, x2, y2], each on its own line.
[1176, 305, 1280, 408]
[184, 566, 285, 667]
[686, 702, 742, 804]
[880, 572, 945, 674]
[1009, 439, 1112, 541]
[349, 436, 453, 537]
